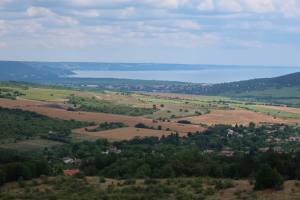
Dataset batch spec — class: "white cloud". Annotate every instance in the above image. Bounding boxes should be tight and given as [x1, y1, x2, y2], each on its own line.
[26, 6, 53, 17]
[243, 0, 275, 13]
[0, 0, 11, 5]
[175, 20, 201, 30]
[198, 0, 214, 11]
[95, 26, 117, 34]
[0, 41, 6, 48]
[238, 40, 263, 48]
[0, 20, 11, 36]
[146, 0, 191, 9]
[217, 0, 242, 12]
[280, 0, 300, 17]
[68, 0, 131, 7]
[26, 6, 78, 26]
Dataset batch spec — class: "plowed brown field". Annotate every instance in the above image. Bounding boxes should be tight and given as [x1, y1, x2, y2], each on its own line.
[177, 109, 300, 125]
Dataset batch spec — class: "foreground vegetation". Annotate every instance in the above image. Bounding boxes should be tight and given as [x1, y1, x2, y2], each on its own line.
[1, 122, 300, 189]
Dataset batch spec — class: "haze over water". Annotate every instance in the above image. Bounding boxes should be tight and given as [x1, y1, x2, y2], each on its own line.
[70, 66, 300, 84]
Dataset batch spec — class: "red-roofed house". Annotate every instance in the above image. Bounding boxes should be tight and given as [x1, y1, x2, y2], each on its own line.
[63, 169, 80, 176]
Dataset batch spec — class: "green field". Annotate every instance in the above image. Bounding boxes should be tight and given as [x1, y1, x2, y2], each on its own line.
[237, 105, 300, 119]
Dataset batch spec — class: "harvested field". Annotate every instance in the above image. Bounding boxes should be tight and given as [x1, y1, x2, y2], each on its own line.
[72, 127, 177, 140]
[177, 109, 300, 125]
[0, 98, 202, 134]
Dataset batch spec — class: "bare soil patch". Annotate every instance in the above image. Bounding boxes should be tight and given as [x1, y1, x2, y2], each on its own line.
[177, 109, 300, 125]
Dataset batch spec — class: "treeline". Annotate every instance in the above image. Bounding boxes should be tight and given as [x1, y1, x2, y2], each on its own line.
[68, 96, 154, 116]
[0, 149, 49, 185]
[0, 107, 89, 140]
[86, 122, 126, 132]
[0, 88, 24, 100]
[77, 138, 300, 181]
[42, 125, 300, 190]
[1, 122, 300, 191]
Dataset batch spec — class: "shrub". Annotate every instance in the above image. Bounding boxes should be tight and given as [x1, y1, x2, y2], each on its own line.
[177, 120, 191, 124]
[99, 177, 106, 183]
[254, 164, 284, 190]
[135, 123, 149, 129]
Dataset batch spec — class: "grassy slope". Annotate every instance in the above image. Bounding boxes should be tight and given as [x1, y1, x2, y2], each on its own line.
[1, 176, 300, 200]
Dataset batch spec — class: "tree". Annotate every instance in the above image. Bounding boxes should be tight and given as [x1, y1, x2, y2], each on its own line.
[254, 164, 284, 190]
[0, 169, 5, 186]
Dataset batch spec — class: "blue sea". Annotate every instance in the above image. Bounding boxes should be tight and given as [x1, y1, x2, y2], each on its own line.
[69, 66, 300, 84]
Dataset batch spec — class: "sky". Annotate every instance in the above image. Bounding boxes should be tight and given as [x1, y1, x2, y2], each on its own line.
[0, 0, 300, 66]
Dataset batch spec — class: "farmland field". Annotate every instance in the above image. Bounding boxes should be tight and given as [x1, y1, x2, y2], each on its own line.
[176, 109, 300, 125]
[72, 127, 175, 140]
[1, 83, 300, 141]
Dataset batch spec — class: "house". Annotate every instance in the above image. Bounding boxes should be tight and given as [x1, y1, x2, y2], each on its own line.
[63, 169, 80, 176]
[63, 157, 74, 164]
[258, 147, 270, 153]
[273, 146, 283, 153]
[220, 147, 234, 157]
[287, 136, 300, 142]
[62, 157, 82, 165]
[102, 146, 122, 155]
[204, 149, 214, 154]
[227, 129, 235, 136]
[220, 150, 234, 157]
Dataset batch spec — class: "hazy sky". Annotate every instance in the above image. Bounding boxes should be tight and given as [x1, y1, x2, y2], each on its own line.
[0, 0, 300, 66]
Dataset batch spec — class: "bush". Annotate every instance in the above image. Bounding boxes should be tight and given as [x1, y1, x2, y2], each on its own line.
[99, 177, 106, 183]
[135, 123, 149, 129]
[254, 164, 284, 190]
[177, 120, 191, 124]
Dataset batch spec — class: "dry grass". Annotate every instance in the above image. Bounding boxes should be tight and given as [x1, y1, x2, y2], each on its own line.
[208, 180, 300, 200]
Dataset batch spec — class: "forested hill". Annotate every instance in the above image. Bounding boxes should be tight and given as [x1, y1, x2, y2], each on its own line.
[203, 71, 300, 95]
[0, 61, 73, 81]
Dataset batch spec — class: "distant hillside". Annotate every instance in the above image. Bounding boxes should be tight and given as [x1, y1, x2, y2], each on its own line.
[203, 72, 300, 106]
[0, 61, 73, 81]
[203, 72, 300, 95]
